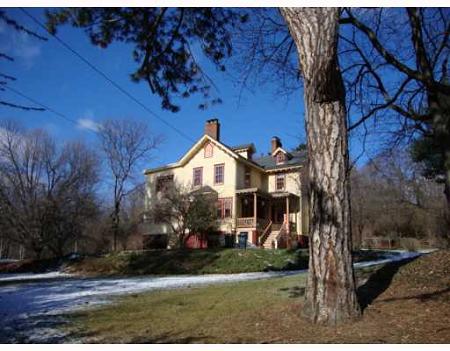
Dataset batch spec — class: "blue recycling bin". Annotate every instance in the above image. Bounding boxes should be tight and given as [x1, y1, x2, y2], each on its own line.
[238, 232, 248, 249]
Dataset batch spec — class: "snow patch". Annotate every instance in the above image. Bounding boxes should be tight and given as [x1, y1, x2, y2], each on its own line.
[0, 272, 72, 282]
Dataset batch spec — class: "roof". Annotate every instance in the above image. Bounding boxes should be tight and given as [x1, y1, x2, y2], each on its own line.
[230, 143, 255, 152]
[144, 135, 265, 174]
[253, 150, 307, 171]
[143, 134, 307, 175]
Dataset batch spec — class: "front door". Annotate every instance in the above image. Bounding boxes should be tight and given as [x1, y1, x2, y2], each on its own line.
[272, 202, 284, 224]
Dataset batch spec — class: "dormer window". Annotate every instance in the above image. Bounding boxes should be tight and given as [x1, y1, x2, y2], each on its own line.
[276, 152, 286, 164]
[204, 142, 213, 158]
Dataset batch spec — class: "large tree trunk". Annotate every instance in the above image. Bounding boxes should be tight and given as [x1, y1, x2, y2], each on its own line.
[280, 7, 361, 325]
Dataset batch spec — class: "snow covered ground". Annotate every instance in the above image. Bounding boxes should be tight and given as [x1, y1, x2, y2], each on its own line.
[0, 250, 425, 343]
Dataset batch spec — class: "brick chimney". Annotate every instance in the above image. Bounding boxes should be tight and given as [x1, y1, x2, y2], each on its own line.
[205, 118, 220, 141]
[271, 136, 282, 154]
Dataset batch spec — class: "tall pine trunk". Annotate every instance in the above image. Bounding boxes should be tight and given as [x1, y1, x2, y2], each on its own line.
[280, 7, 361, 325]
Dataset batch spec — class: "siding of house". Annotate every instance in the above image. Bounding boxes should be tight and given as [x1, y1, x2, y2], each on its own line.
[144, 132, 307, 244]
[267, 170, 303, 233]
[145, 140, 239, 235]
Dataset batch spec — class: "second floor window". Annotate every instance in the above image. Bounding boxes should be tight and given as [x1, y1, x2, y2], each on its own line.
[276, 174, 285, 191]
[244, 166, 251, 187]
[193, 167, 203, 187]
[214, 163, 224, 185]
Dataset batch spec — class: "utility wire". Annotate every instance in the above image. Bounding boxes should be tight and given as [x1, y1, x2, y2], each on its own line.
[21, 8, 195, 143]
[4, 85, 90, 129]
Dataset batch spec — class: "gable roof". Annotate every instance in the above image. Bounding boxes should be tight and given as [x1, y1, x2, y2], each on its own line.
[271, 147, 291, 157]
[144, 135, 265, 174]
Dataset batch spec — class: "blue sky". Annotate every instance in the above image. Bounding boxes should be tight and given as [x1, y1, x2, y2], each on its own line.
[0, 8, 371, 169]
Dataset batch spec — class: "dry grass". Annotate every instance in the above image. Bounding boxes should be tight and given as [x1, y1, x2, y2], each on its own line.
[64, 250, 450, 343]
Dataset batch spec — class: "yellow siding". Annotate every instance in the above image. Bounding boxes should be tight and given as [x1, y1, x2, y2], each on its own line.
[145, 137, 306, 237]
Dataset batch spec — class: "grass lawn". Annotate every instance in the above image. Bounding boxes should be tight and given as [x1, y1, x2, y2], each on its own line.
[63, 249, 389, 276]
[64, 249, 310, 276]
[64, 250, 450, 343]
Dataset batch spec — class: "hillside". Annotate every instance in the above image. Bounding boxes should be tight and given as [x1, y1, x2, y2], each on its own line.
[65, 250, 450, 343]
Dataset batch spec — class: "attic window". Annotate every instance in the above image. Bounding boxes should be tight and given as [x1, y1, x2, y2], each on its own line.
[204, 142, 213, 158]
[276, 152, 286, 164]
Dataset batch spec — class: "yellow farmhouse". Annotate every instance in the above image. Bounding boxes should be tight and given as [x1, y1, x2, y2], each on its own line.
[143, 119, 309, 249]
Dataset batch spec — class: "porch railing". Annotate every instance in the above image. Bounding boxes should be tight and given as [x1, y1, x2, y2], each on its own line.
[236, 217, 254, 227]
[236, 217, 269, 228]
[258, 220, 272, 247]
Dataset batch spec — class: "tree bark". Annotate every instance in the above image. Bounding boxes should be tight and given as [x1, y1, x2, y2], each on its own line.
[280, 7, 361, 325]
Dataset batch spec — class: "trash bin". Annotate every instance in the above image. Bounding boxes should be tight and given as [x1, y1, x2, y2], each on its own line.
[224, 234, 234, 248]
[238, 232, 248, 249]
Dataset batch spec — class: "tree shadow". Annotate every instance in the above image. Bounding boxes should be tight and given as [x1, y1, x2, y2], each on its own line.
[130, 331, 211, 344]
[380, 286, 450, 303]
[357, 256, 419, 311]
[279, 286, 306, 298]
[126, 249, 224, 275]
[265, 249, 309, 272]
[73, 327, 212, 343]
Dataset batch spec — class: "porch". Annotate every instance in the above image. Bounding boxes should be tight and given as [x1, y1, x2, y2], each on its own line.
[235, 188, 300, 248]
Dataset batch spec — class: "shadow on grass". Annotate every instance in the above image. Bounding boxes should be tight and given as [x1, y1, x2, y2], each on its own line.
[70, 322, 212, 343]
[380, 286, 450, 303]
[279, 286, 306, 298]
[266, 249, 309, 272]
[126, 249, 223, 275]
[129, 331, 211, 344]
[357, 256, 419, 311]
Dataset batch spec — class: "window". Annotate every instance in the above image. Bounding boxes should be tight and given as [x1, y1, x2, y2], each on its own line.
[217, 198, 233, 219]
[204, 142, 213, 158]
[276, 174, 285, 191]
[156, 174, 174, 192]
[276, 152, 286, 164]
[214, 163, 224, 185]
[193, 167, 203, 187]
[244, 166, 251, 187]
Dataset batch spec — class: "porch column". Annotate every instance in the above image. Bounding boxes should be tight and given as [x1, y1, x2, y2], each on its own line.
[268, 200, 272, 221]
[253, 192, 257, 227]
[285, 196, 290, 234]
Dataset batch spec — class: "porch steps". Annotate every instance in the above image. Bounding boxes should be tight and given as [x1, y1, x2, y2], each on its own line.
[262, 231, 280, 249]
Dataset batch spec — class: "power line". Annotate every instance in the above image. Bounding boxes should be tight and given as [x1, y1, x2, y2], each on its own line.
[4, 85, 90, 129]
[21, 8, 195, 143]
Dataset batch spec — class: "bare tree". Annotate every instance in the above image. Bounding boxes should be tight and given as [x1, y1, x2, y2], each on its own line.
[0, 119, 100, 258]
[351, 148, 448, 247]
[280, 7, 361, 325]
[97, 119, 160, 251]
[339, 8, 450, 208]
[147, 183, 218, 249]
[118, 183, 147, 250]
